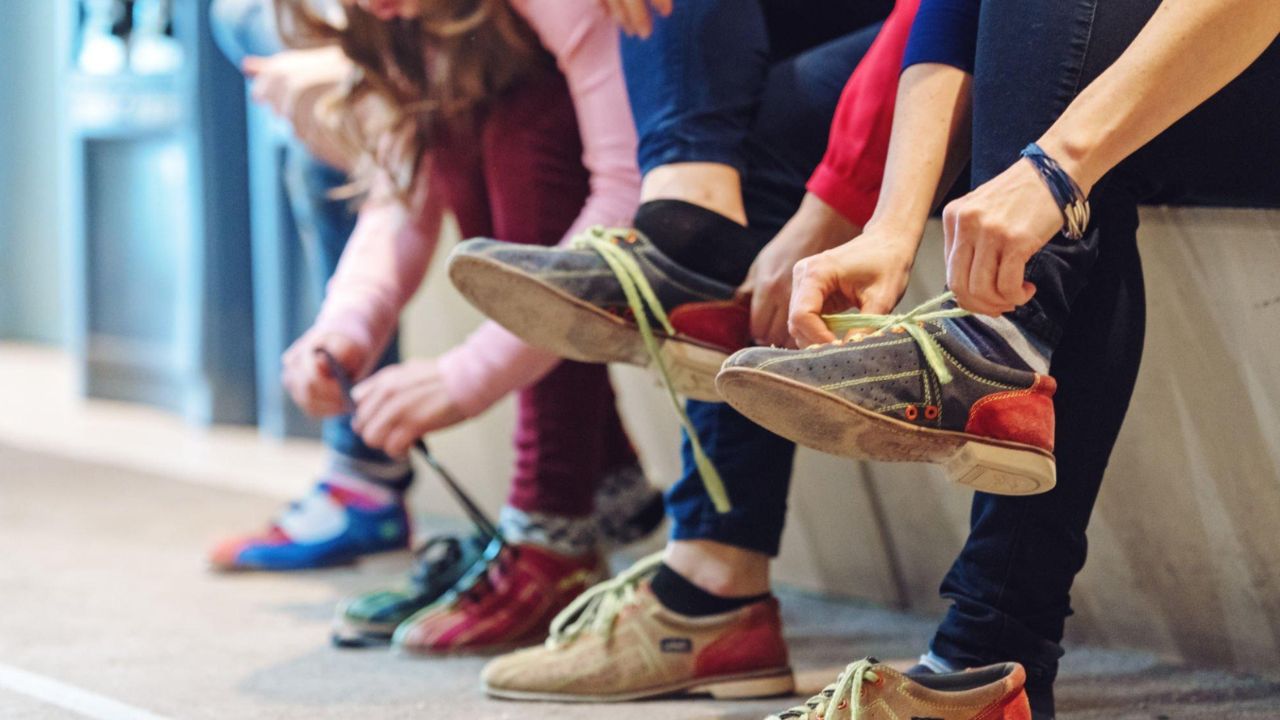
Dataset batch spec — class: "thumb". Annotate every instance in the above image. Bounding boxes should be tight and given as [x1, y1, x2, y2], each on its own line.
[242, 55, 265, 77]
[858, 286, 899, 316]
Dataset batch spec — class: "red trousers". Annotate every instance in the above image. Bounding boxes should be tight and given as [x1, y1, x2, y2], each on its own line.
[429, 68, 637, 517]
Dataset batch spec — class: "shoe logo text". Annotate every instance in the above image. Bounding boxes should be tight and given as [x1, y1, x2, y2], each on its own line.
[660, 637, 692, 653]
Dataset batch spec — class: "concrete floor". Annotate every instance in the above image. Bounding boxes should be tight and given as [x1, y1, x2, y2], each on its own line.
[2, 443, 1279, 719]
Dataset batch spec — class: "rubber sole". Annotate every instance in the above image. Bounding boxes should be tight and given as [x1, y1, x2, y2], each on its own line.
[483, 667, 795, 703]
[716, 367, 1056, 496]
[448, 253, 726, 402]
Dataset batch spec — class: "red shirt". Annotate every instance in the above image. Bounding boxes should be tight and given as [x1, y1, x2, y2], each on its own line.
[806, 0, 920, 226]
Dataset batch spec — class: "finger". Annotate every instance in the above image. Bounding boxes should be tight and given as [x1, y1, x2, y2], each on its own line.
[359, 391, 415, 451]
[996, 249, 1034, 307]
[748, 285, 774, 344]
[858, 285, 899, 316]
[242, 56, 264, 77]
[968, 239, 1003, 310]
[652, 0, 674, 17]
[788, 277, 838, 346]
[942, 202, 958, 266]
[604, 0, 635, 34]
[384, 428, 416, 459]
[623, 0, 653, 38]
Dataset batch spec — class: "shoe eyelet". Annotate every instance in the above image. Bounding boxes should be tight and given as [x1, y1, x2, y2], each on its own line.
[904, 405, 919, 421]
[924, 405, 940, 420]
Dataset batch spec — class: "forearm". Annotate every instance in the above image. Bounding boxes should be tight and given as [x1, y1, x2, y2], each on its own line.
[865, 63, 972, 240]
[1039, 0, 1280, 194]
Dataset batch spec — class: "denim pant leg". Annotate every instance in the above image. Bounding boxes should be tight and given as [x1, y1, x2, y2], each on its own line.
[667, 26, 885, 557]
[282, 144, 401, 465]
[936, 0, 1280, 713]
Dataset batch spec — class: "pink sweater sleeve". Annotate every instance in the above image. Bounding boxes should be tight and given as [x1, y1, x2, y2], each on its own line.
[312, 175, 443, 368]
[435, 0, 641, 417]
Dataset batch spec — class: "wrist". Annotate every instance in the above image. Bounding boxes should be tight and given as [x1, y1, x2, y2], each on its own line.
[1035, 129, 1102, 197]
[793, 193, 861, 250]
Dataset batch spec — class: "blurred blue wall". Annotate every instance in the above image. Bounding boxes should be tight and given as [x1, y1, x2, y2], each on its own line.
[0, 3, 66, 343]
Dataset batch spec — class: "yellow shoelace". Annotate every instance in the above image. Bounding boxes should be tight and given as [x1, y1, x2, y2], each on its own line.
[821, 291, 970, 384]
[771, 659, 881, 720]
[571, 226, 730, 513]
[545, 551, 665, 648]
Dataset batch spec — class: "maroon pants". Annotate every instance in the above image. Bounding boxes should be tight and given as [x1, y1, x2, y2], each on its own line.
[429, 69, 637, 517]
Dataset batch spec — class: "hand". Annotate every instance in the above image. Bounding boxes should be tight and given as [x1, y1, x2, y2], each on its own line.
[351, 359, 467, 457]
[787, 228, 918, 347]
[941, 158, 1058, 316]
[598, 0, 673, 38]
[281, 330, 371, 417]
[740, 193, 860, 347]
[243, 46, 355, 170]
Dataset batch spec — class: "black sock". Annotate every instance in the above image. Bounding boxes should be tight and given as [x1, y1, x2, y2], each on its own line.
[649, 562, 771, 617]
[632, 200, 772, 286]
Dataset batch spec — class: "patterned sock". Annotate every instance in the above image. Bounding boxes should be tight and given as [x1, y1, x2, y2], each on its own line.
[498, 505, 598, 558]
[943, 315, 1051, 374]
[324, 453, 412, 508]
[593, 464, 665, 547]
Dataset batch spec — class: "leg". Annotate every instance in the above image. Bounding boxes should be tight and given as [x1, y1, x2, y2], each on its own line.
[477, 70, 639, 529]
[934, 2, 1280, 716]
[666, 23, 887, 587]
[931, 195, 1146, 716]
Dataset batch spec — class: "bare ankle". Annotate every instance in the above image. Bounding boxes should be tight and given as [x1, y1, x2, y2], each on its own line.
[640, 163, 748, 225]
[663, 540, 771, 597]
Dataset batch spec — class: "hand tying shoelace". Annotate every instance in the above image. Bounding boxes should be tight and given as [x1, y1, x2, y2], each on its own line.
[770, 658, 882, 720]
[821, 291, 971, 384]
[571, 226, 730, 512]
[545, 550, 665, 648]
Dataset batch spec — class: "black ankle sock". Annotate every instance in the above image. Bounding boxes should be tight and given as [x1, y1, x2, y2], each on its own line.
[649, 562, 771, 617]
[632, 200, 771, 286]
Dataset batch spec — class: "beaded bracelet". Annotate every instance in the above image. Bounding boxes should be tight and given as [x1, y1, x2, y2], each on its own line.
[1021, 142, 1090, 240]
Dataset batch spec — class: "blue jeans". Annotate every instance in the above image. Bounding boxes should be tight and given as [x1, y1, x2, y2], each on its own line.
[622, 1, 888, 556]
[210, 0, 402, 466]
[934, 1, 1280, 714]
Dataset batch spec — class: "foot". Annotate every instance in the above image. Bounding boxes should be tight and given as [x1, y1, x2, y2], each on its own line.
[332, 532, 496, 647]
[481, 554, 794, 702]
[447, 227, 750, 402]
[208, 480, 411, 571]
[716, 293, 1058, 496]
[767, 659, 1030, 720]
[392, 543, 604, 654]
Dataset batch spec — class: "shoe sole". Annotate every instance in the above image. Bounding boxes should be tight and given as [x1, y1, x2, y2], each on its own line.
[484, 667, 795, 702]
[449, 253, 727, 402]
[716, 367, 1056, 496]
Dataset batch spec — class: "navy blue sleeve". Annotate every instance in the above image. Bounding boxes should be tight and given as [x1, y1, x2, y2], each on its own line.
[902, 0, 980, 74]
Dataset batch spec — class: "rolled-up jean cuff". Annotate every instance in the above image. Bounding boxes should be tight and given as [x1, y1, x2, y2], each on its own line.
[1009, 303, 1064, 350]
[930, 613, 1065, 692]
[668, 509, 784, 557]
[638, 140, 749, 178]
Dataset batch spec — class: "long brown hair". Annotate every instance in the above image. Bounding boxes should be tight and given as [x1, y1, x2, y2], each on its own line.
[277, 0, 550, 196]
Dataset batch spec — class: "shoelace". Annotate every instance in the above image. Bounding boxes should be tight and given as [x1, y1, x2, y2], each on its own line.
[571, 226, 730, 513]
[772, 659, 882, 720]
[544, 550, 665, 648]
[820, 291, 970, 385]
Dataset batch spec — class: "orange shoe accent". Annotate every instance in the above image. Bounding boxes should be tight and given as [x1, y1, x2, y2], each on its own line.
[694, 598, 790, 679]
[964, 374, 1057, 452]
[974, 664, 1032, 720]
[669, 298, 752, 353]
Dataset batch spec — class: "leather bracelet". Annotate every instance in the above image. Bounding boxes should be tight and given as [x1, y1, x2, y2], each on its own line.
[1020, 142, 1090, 240]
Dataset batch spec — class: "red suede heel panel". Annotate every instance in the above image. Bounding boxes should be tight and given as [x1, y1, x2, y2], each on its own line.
[693, 601, 789, 678]
[964, 375, 1057, 452]
[669, 299, 752, 353]
[974, 691, 1032, 720]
